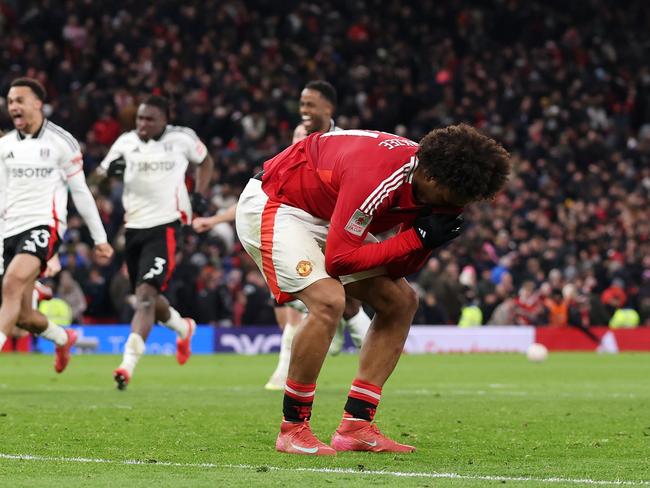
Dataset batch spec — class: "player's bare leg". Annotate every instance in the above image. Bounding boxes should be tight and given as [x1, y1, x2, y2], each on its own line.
[0, 254, 76, 372]
[154, 294, 194, 365]
[329, 296, 371, 354]
[266, 305, 302, 390]
[274, 277, 344, 456]
[330, 276, 418, 453]
[114, 282, 158, 389]
[0, 254, 41, 345]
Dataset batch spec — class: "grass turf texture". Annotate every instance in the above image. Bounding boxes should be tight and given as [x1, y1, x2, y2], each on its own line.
[0, 352, 648, 487]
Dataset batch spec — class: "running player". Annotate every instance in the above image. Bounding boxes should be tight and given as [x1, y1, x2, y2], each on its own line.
[0, 126, 62, 352]
[236, 124, 510, 455]
[0, 77, 113, 371]
[96, 95, 213, 390]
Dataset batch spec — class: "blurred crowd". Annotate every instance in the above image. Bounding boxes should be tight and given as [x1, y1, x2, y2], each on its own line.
[0, 0, 648, 327]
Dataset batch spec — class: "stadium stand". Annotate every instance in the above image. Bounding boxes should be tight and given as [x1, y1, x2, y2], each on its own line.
[0, 0, 648, 326]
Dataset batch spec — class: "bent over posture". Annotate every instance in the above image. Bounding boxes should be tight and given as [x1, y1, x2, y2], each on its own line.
[236, 124, 510, 455]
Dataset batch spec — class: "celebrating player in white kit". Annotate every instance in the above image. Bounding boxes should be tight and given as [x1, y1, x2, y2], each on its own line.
[0, 77, 113, 371]
[96, 95, 213, 390]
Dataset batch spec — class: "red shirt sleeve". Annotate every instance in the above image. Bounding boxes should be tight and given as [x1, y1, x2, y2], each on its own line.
[324, 161, 424, 277]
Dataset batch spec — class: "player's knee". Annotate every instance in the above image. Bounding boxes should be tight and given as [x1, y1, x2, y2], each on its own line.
[2, 273, 27, 299]
[373, 281, 418, 318]
[400, 283, 419, 317]
[134, 288, 157, 311]
[310, 293, 346, 325]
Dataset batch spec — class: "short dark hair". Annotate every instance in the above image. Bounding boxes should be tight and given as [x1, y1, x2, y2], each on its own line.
[142, 95, 169, 119]
[10, 77, 46, 101]
[417, 123, 511, 201]
[304, 80, 337, 108]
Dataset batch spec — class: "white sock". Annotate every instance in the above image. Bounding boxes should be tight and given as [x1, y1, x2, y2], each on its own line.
[160, 307, 189, 339]
[269, 323, 298, 383]
[119, 333, 146, 376]
[0, 331, 7, 350]
[40, 321, 68, 346]
[346, 308, 372, 348]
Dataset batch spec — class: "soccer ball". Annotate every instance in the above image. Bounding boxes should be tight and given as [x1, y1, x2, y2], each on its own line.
[526, 343, 548, 363]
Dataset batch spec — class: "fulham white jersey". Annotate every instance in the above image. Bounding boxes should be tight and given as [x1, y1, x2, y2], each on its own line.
[0, 120, 107, 244]
[100, 125, 208, 229]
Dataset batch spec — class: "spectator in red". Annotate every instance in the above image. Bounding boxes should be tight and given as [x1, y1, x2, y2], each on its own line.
[92, 106, 121, 146]
[513, 281, 547, 325]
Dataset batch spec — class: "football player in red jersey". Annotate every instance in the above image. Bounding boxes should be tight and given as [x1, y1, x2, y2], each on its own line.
[236, 123, 511, 455]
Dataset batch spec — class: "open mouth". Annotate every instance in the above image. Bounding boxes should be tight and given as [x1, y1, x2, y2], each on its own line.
[11, 113, 24, 126]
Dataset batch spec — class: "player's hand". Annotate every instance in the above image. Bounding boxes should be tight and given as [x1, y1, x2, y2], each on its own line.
[43, 254, 62, 278]
[413, 213, 464, 249]
[106, 157, 126, 178]
[192, 216, 217, 233]
[191, 192, 209, 216]
[94, 243, 114, 263]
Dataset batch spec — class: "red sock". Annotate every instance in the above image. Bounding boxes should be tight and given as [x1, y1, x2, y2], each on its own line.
[283, 379, 316, 422]
[343, 378, 382, 421]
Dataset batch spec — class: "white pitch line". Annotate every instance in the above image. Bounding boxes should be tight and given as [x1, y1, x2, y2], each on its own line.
[1, 453, 649, 486]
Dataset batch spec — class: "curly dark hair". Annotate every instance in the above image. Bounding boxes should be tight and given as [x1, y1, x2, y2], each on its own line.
[417, 123, 511, 201]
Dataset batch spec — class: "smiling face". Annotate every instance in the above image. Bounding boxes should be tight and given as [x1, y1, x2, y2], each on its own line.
[299, 88, 333, 134]
[136, 103, 167, 141]
[7, 86, 44, 134]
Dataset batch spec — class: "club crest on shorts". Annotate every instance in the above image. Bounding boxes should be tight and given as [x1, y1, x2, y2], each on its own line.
[296, 260, 313, 277]
[344, 209, 372, 236]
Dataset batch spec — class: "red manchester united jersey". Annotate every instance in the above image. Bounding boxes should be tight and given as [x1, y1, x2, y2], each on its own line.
[262, 130, 431, 277]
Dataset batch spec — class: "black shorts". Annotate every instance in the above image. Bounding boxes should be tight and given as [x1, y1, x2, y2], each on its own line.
[125, 221, 180, 292]
[3, 225, 61, 272]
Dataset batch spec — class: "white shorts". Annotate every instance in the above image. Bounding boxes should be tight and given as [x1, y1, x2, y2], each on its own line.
[235, 178, 385, 304]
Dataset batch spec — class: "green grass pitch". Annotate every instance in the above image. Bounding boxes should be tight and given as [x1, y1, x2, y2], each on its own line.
[0, 352, 649, 487]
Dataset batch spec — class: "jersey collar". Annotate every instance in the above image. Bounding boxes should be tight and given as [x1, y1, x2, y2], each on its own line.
[17, 118, 48, 141]
[152, 125, 169, 142]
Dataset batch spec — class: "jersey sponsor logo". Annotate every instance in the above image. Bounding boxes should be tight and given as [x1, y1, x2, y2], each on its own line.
[9, 167, 55, 178]
[136, 161, 175, 172]
[142, 257, 167, 280]
[296, 260, 313, 277]
[344, 209, 373, 236]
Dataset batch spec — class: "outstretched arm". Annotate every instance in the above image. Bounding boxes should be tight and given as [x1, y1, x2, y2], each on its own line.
[192, 203, 237, 233]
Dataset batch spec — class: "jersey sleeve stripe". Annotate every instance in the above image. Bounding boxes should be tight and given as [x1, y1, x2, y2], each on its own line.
[367, 178, 406, 214]
[66, 167, 84, 178]
[406, 156, 418, 183]
[360, 158, 417, 215]
[359, 164, 410, 213]
[46, 123, 80, 152]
